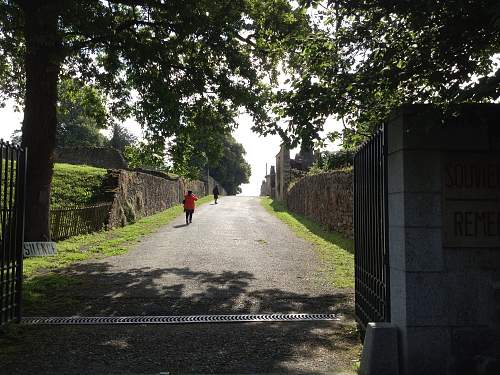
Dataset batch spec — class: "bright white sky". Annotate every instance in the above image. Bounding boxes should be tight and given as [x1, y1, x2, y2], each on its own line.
[0, 99, 341, 196]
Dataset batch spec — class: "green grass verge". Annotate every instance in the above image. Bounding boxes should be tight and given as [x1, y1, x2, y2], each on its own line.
[260, 197, 354, 289]
[51, 163, 108, 208]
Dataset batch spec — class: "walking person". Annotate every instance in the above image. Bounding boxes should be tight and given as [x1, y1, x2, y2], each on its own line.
[183, 190, 198, 224]
[212, 185, 220, 204]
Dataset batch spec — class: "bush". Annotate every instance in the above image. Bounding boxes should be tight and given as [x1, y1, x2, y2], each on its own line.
[309, 149, 355, 174]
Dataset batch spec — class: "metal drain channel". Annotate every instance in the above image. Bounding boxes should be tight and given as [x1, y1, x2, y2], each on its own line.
[22, 313, 340, 325]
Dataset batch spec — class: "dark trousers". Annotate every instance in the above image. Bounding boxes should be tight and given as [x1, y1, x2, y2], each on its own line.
[185, 209, 194, 222]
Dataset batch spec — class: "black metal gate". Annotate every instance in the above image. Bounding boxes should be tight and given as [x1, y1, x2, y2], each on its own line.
[0, 141, 26, 325]
[353, 125, 390, 330]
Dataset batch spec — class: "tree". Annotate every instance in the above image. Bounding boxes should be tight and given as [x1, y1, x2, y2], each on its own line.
[108, 123, 136, 152]
[0, 0, 307, 240]
[57, 78, 109, 147]
[11, 78, 109, 147]
[209, 134, 251, 195]
[123, 140, 168, 171]
[256, 0, 500, 147]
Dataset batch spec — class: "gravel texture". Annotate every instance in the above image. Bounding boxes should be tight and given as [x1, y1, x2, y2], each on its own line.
[1, 196, 359, 374]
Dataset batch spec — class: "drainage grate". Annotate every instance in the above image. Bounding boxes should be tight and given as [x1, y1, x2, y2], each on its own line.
[22, 313, 341, 325]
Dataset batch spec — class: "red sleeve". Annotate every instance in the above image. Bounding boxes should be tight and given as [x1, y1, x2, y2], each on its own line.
[194, 195, 198, 200]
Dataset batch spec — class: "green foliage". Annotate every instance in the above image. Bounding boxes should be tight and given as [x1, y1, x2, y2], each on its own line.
[123, 141, 170, 172]
[259, 1, 500, 147]
[309, 149, 355, 174]
[51, 163, 108, 208]
[260, 197, 354, 288]
[108, 123, 136, 152]
[209, 134, 251, 195]
[56, 78, 109, 148]
[0, 0, 309, 170]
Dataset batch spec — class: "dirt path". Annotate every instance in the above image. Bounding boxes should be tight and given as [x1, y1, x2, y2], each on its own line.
[1, 196, 359, 375]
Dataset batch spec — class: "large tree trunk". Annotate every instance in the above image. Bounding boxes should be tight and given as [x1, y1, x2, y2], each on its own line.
[21, 1, 61, 242]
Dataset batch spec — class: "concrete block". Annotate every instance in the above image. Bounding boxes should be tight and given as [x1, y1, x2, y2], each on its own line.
[451, 327, 498, 357]
[388, 151, 404, 194]
[359, 322, 399, 375]
[387, 115, 405, 154]
[390, 225, 443, 272]
[389, 226, 405, 271]
[388, 192, 405, 227]
[449, 327, 500, 375]
[404, 227, 444, 272]
[446, 271, 495, 326]
[388, 104, 493, 152]
[405, 272, 448, 326]
[403, 192, 442, 227]
[389, 268, 407, 326]
[401, 326, 451, 375]
[403, 150, 442, 193]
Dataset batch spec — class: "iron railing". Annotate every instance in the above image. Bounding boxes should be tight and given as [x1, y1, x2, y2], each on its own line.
[0, 141, 26, 325]
[354, 125, 390, 331]
[50, 203, 112, 241]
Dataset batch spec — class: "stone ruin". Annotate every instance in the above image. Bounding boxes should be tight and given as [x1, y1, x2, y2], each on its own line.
[260, 144, 315, 200]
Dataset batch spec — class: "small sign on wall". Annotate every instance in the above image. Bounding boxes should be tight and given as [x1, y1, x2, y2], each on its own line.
[443, 153, 500, 248]
[24, 242, 57, 257]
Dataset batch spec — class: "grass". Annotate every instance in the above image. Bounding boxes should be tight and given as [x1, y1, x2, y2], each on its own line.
[22, 195, 213, 312]
[260, 197, 354, 289]
[51, 163, 108, 208]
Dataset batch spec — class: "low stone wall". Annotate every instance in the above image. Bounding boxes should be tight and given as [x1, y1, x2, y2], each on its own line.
[55, 147, 127, 169]
[285, 170, 353, 238]
[103, 170, 218, 228]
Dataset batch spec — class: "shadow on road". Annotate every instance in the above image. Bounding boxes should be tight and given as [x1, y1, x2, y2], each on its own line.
[2, 263, 360, 375]
[173, 223, 189, 228]
[24, 263, 354, 318]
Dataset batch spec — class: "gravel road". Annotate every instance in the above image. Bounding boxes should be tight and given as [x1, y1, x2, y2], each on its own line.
[1, 196, 359, 375]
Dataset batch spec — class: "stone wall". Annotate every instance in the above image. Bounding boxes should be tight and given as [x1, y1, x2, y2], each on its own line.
[55, 147, 127, 169]
[285, 170, 353, 238]
[104, 169, 218, 228]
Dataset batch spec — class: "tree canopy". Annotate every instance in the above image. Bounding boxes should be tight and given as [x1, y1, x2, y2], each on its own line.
[209, 134, 251, 195]
[1, 0, 499, 240]
[257, 0, 500, 147]
[108, 123, 137, 152]
[0, 0, 307, 240]
[56, 78, 109, 148]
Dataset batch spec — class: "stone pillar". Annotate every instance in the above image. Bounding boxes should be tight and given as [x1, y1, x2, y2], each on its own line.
[270, 166, 276, 199]
[275, 153, 282, 200]
[282, 146, 291, 197]
[275, 144, 291, 200]
[386, 104, 500, 375]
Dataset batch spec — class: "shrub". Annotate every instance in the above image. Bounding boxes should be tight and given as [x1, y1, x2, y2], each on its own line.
[309, 149, 355, 174]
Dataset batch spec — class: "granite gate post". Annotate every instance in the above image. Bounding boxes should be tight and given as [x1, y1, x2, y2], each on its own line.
[361, 104, 500, 375]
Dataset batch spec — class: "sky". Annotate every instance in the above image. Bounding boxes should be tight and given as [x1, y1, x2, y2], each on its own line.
[0, 100, 342, 197]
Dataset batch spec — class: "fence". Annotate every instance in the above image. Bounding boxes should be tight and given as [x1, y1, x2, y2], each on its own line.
[353, 125, 390, 331]
[0, 141, 26, 326]
[50, 203, 112, 241]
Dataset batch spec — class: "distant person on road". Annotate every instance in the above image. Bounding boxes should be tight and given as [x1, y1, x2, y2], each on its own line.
[183, 190, 198, 224]
[213, 185, 220, 204]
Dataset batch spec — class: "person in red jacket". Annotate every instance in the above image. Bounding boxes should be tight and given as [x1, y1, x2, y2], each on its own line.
[183, 190, 198, 224]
